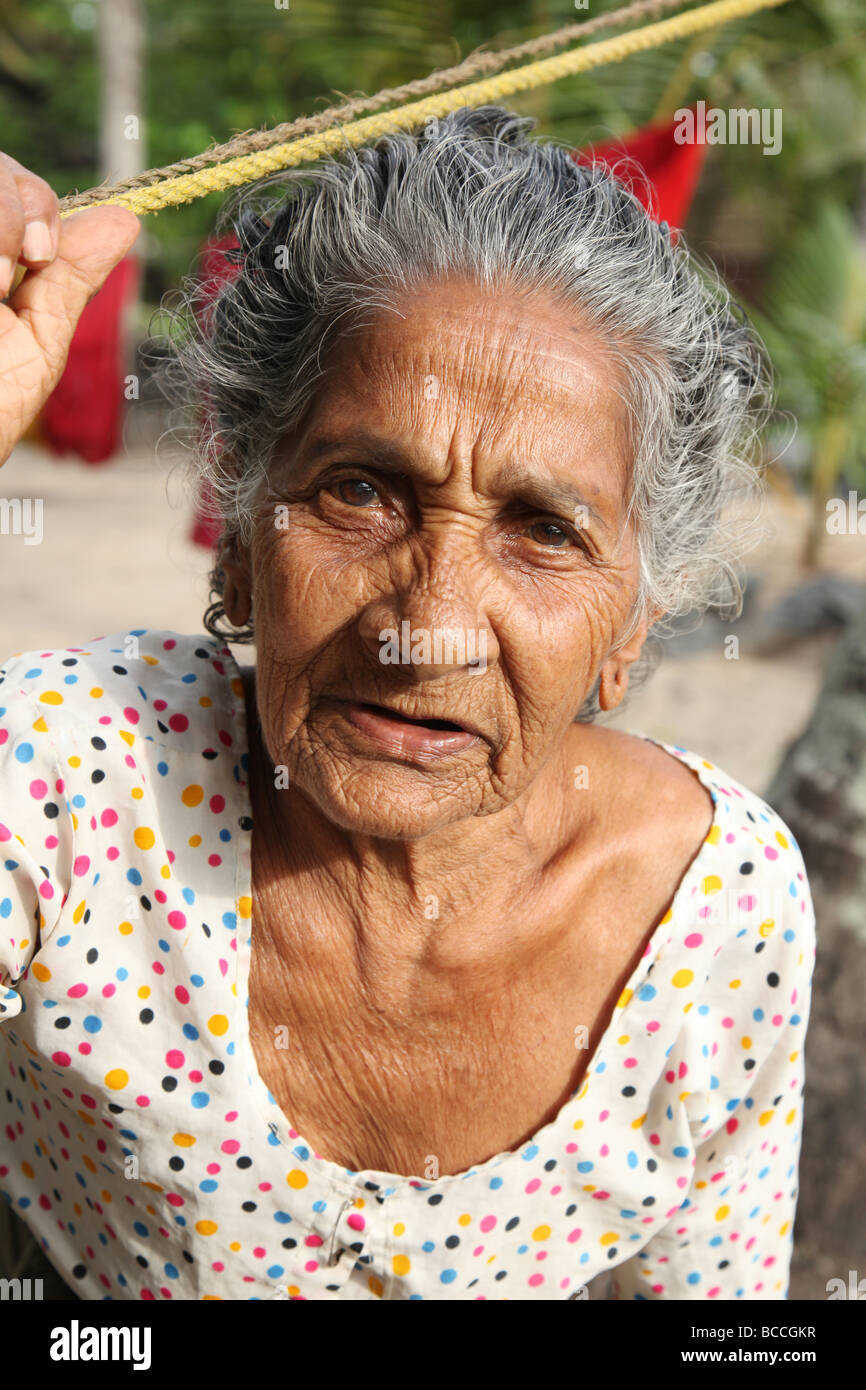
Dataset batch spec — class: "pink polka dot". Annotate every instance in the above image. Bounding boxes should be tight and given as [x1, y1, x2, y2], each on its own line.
[738, 894, 756, 912]
[38, 881, 54, 899]
[101, 809, 118, 827]
[685, 932, 703, 947]
[167, 911, 186, 930]
[123, 707, 140, 724]
[107, 847, 119, 861]
[166, 1193, 184, 1207]
[567, 1228, 582, 1243]
[163, 639, 176, 650]
[188, 1070, 203, 1083]
[528, 1273, 544, 1286]
[525, 1178, 541, 1193]
[169, 713, 189, 733]
[722, 1017, 734, 1028]
[221, 1140, 240, 1154]
[175, 986, 189, 1004]
[208, 854, 222, 867]
[347, 1213, 365, 1231]
[763, 846, 778, 860]
[624, 1058, 637, 1068]
[29, 779, 47, 799]
[67, 983, 87, 998]
[0, 823, 10, 841]
[73, 855, 90, 877]
[253, 1247, 266, 1259]
[44, 835, 58, 849]
[166, 1050, 185, 1069]
[210, 794, 225, 813]
[51, 1052, 71, 1067]
[102, 984, 115, 998]
[305, 1234, 323, 1248]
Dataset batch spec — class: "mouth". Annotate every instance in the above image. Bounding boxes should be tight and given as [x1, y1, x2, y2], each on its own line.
[333, 699, 482, 757]
[354, 702, 468, 733]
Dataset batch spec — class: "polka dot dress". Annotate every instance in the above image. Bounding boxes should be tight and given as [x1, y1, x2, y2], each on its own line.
[0, 631, 815, 1300]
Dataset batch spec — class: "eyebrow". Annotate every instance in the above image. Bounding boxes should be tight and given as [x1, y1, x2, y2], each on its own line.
[290, 430, 613, 535]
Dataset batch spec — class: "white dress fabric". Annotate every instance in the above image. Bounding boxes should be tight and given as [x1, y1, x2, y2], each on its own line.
[0, 630, 815, 1300]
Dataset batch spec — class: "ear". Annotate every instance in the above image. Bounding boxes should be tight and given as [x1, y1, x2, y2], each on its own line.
[220, 530, 253, 629]
[597, 603, 664, 713]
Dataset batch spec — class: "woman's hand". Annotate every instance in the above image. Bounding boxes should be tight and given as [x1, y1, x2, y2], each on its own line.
[0, 152, 141, 467]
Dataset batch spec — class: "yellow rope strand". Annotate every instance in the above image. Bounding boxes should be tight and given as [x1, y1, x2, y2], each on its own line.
[59, 0, 790, 221]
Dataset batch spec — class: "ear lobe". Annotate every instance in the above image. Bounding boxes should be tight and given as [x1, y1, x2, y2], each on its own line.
[219, 533, 252, 628]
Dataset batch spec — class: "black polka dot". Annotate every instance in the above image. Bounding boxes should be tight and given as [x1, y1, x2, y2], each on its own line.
[43, 803, 59, 818]
[767, 972, 779, 987]
[168, 1157, 184, 1172]
[91, 736, 107, 751]
[241, 1201, 257, 1212]
[139, 1009, 153, 1024]
[54, 1016, 71, 1029]
[161, 1076, 177, 1091]
[91, 769, 105, 784]
[72, 1264, 87, 1279]
[505, 1216, 519, 1231]
[86, 948, 98, 964]
[208, 1060, 224, 1075]
[739, 861, 754, 874]
[445, 1235, 460, 1249]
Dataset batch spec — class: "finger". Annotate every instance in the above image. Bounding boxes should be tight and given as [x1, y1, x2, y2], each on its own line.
[0, 157, 26, 296]
[0, 153, 60, 266]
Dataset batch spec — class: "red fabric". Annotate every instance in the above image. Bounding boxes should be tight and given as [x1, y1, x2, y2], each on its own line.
[190, 233, 241, 551]
[190, 110, 708, 550]
[573, 106, 707, 238]
[41, 256, 139, 464]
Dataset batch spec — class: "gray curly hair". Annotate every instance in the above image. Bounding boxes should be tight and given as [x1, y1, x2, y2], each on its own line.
[155, 104, 773, 719]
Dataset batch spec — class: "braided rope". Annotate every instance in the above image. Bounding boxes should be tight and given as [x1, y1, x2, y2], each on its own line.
[58, 0, 694, 212]
[57, 0, 791, 221]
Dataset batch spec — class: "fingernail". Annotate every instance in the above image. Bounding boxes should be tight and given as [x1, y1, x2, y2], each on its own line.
[21, 220, 52, 263]
[0, 256, 12, 296]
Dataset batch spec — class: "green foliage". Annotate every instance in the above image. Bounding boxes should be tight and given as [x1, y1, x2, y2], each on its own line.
[1, 0, 865, 504]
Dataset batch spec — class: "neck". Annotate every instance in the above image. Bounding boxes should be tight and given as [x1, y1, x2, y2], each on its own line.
[240, 666, 593, 977]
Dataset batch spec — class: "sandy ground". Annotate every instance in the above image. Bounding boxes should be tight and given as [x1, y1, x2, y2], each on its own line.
[1, 436, 864, 795]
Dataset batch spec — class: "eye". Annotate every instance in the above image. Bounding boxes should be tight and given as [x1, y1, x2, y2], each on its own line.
[333, 477, 381, 507]
[527, 520, 575, 548]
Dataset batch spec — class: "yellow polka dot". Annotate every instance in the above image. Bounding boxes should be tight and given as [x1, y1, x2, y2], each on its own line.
[368, 1275, 384, 1298]
[715, 1205, 730, 1222]
[131, 787, 143, 800]
[173, 1133, 196, 1147]
[68, 755, 81, 768]
[182, 785, 204, 808]
[142, 655, 159, 666]
[617, 987, 633, 1008]
[458, 1213, 471, 1226]
[701, 874, 722, 895]
[672, 969, 694, 989]
[160, 864, 171, 879]
[208, 1014, 229, 1036]
[21, 1161, 34, 1178]
[618, 1034, 630, 1045]
[104, 1069, 128, 1091]
[137, 986, 150, 999]
[101, 1189, 112, 1203]
[238, 896, 252, 920]
[133, 826, 155, 851]
[706, 824, 721, 845]
[229, 1242, 241, 1252]
[393, 1222, 405, 1237]
[572, 1118, 584, 1130]
[72, 900, 86, 924]
[600, 1232, 618, 1246]
[39, 690, 63, 705]
[759, 1111, 774, 1126]
[779, 1221, 790, 1236]
[789, 1050, 799, 1063]
[532, 1225, 551, 1241]
[741, 1036, 752, 1049]
[89, 688, 103, 698]
[392, 1254, 411, 1275]
[199, 695, 213, 708]
[631, 1113, 646, 1129]
[231, 678, 244, 697]
[31, 962, 51, 982]
[119, 921, 134, 936]
[759, 919, 775, 938]
[287, 1169, 308, 1189]
[195, 1220, 218, 1236]
[775, 831, 789, 849]
[659, 907, 672, 925]
[189, 835, 202, 848]
[786, 1109, 796, 1125]
[729, 979, 742, 989]
[31, 716, 48, 733]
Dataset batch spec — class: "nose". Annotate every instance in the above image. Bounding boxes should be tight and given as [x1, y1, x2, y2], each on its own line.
[357, 543, 498, 682]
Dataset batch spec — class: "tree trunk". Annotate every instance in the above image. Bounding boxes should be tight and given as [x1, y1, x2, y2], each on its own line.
[765, 602, 866, 1297]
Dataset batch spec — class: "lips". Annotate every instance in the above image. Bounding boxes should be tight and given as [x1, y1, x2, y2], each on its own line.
[354, 702, 467, 734]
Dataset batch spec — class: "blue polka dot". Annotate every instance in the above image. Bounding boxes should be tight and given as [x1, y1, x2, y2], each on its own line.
[440, 1269, 457, 1284]
[0, 899, 11, 919]
[190, 1092, 210, 1108]
[687, 1272, 701, 1285]
[14, 743, 34, 764]
[83, 1016, 102, 1034]
[126, 868, 142, 886]
[267, 1265, 285, 1279]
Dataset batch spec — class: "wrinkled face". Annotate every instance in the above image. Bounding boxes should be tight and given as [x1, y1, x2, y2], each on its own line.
[225, 277, 653, 839]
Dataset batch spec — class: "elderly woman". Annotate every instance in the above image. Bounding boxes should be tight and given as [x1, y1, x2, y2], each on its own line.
[0, 107, 814, 1302]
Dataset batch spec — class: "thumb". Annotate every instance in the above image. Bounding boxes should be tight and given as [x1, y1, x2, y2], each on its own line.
[11, 204, 141, 371]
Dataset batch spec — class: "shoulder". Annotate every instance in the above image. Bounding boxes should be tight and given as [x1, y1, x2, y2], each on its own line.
[0, 630, 246, 754]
